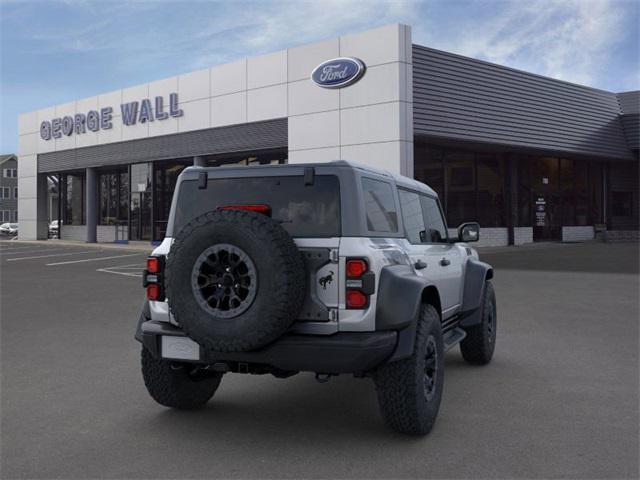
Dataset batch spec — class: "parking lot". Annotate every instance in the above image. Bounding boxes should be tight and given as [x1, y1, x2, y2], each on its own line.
[1, 240, 638, 479]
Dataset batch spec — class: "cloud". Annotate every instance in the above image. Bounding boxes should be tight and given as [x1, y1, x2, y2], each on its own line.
[414, 0, 637, 89]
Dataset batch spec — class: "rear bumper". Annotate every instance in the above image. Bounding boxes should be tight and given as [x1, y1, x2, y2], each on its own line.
[138, 320, 397, 374]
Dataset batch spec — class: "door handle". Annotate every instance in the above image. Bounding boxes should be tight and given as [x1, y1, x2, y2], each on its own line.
[439, 257, 451, 267]
[414, 260, 427, 270]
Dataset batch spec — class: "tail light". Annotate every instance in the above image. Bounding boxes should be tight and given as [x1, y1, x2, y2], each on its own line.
[345, 258, 375, 309]
[219, 204, 271, 216]
[143, 255, 165, 301]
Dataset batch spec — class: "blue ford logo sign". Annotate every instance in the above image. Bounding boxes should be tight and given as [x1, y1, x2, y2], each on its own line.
[311, 57, 366, 89]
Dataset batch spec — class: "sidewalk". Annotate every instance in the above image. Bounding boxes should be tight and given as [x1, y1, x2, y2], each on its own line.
[4, 238, 156, 253]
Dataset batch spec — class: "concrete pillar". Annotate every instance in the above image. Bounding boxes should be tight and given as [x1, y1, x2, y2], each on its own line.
[85, 167, 97, 243]
[36, 174, 49, 239]
[193, 156, 206, 167]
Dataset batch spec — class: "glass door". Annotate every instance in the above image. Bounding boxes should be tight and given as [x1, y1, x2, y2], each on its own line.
[532, 157, 561, 241]
[130, 192, 151, 241]
[129, 163, 152, 241]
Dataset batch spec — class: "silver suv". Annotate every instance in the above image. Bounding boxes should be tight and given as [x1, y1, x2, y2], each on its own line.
[135, 161, 496, 435]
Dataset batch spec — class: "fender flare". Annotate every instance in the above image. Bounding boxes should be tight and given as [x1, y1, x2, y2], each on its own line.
[134, 298, 151, 343]
[458, 259, 494, 328]
[375, 264, 441, 362]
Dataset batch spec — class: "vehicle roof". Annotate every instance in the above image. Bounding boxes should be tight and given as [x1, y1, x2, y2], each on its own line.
[186, 160, 438, 197]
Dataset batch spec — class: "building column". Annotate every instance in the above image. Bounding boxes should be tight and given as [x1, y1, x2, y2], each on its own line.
[85, 167, 97, 243]
[193, 156, 206, 167]
[36, 173, 49, 239]
[506, 157, 518, 245]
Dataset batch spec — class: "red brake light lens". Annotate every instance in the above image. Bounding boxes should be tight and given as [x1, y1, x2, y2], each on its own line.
[147, 257, 160, 274]
[346, 289, 367, 309]
[346, 259, 367, 278]
[146, 284, 160, 301]
[220, 204, 271, 215]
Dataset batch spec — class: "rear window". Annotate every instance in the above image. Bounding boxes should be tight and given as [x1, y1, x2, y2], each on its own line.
[361, 177, 398, 233]
[172, 175, 341, 237]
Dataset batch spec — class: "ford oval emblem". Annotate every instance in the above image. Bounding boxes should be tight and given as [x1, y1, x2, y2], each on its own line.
[311, 57, 366, 89]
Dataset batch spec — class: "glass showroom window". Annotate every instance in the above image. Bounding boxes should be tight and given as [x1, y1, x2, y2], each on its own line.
[61, 173, 85, 225]
[99, 170, 128, 225]
[477, 154, 506, 227]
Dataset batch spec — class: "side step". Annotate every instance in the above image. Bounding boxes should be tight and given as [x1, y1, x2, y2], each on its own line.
[443, 327, 466, 352]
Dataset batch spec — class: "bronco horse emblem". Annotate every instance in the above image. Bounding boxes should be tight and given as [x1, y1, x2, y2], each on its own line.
[318, 271, 335, 290]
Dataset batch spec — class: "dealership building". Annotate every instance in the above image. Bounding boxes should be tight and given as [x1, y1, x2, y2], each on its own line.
[17, 24, 639, 245]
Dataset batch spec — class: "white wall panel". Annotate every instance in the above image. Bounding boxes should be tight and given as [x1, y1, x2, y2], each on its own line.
[98, 90, 122, 110]
[247, 84, 287, 122]
[97, 119, 123, 144]
[18, 112, 38, 135]
[288, 79, 339, 116]
[149, 76, 178, 99]
[178, 98, 211, 132]
[121, 118, 149, 141]
[179, 68, 210, 102]
[340, 24, 403, 67]
[289, 110, 340, 151]
[211, 92, 247, 127]
[288, 147, 340, 164]
[211, 59, 246, 96]
[341, 141, 404, 174]
[149, 114, 179, 137]
[122, 84, 148, 104]
[18, 133, 38, 156]
[17, 154, 37, 178]
[340, 62, 401, 109]
[248, 50, 287, 89]
[288, 38, 339, 82]
[341, 103, 401, 146]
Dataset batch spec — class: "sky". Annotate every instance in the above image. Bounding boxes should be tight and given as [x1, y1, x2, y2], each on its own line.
[1, 0, 638, 153]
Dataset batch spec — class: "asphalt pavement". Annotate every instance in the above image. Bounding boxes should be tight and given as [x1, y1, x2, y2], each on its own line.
[1, 240, 638, 479]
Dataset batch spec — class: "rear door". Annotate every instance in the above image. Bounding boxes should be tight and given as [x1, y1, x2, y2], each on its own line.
[397, 189, 444, 279]
[419, 195, 463, 317]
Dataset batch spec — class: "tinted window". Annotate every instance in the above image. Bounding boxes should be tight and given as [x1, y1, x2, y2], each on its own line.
[173, 175, 340, 237]
[420, 195, 448, 242]
[361, 178, 398, 233]
[399, 189, 426, 243]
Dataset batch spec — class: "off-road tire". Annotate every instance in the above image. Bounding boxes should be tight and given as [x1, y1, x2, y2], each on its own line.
[373, 304, 444, 435]
[165, 209, 306, 353]
[460, 281, 496, 365]
[141, 347, 222, 409]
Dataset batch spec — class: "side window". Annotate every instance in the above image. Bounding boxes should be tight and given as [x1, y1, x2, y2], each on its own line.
[420, 195, 448, 243]
[361, 177, 398, 233]
[398, 189, 427, 243]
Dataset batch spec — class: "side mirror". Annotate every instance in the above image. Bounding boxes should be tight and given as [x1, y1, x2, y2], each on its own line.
[457, 222, 480, 242]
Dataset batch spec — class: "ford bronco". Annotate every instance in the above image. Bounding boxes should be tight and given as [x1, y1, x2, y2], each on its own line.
[135, 161, 496, 435]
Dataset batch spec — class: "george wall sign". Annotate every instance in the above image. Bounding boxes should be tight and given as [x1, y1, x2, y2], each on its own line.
[311, 57, 366, 89]
[40, 93, 184, 141]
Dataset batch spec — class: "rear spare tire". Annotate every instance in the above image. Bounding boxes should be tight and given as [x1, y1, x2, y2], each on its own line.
[165, 209, 306, 352]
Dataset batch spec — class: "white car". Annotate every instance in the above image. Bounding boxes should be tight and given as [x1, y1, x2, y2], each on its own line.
[0, 223, 18, 236]
[136, 161, 496, 435]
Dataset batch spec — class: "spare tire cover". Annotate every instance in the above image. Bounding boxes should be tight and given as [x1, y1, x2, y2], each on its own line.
[165, 209, 306, 352]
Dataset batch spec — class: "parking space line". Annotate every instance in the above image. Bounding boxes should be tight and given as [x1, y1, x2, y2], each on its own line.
[7, 250, 99, 262]
[97, 264, 144, 277]
[46, 253, 141, 266]
[0, 247, 49, 253]
[1, 248, 73, 256]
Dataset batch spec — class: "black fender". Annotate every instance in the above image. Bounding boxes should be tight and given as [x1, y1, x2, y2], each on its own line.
[375, 264, 440, 362]
[458, 259, 494, 328]
[134, 298, 151, 343]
